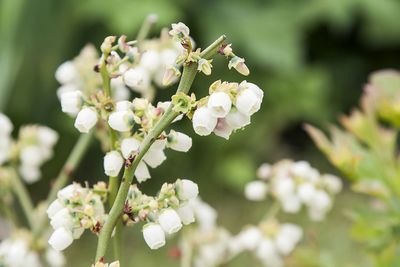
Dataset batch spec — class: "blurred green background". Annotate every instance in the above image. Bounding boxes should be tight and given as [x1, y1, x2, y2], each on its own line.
[1, 0, 400, 266]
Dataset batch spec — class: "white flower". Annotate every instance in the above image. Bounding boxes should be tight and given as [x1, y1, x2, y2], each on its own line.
[50, 208, 73, 229]
[246, 82, 264, 99]
[192, 107, 218, 136]
[115, 100, 133, 111]
[213, 118, 233, 140]
[256, 239, 281, 266]
[177, 179, 199, 200]
[161, 49, 179, 66]
[140, 50, 161, 73]
[191, 199, 217, 232]
[237, 226, 263, 250]
[20, 145, 44, 166]
[142, 223, 166, 249]
[235, 89, 261, 116]
[309, 190, 332, 213]
[104, 151, 124, 177]
[47, 199, 64, 218]
[166, 130, 192, 152]
[158, 208, 183, 234]
[208, 92, 232, 118]
[55, 61, 78, 84]
[275, 224, 303, 255]
[244, 181, 268, 201]
[169, 22, 190, 39]
[197, 58, 213, 75]
[74, 107, 98, 133]
[108, 110, 134, 132]
[321, 174, 342, 194]
[281, 194, 301, 213]
[225, 108, 250, 130]
[257, 163, 271, 179]
[37, 126, 59, 147]
[48, 227, 74, 251]
[57, 184, 76, 200]
[45, 248, 66, 267]
[120, 137, 141, 159]
[135, 160, 151, 183]
[228, 56, 250, 76]
[56, 84, 78, 99]
[60, 90, 82, 115]
[177, 204, 195, 225]
[297, 183, 317, 204]
[123, 67, 150, 90]
[274, 178, 295, 199]
[143, 140, 167, 168]
[19, 164, 41, 183]
[0, 113, 13, 136]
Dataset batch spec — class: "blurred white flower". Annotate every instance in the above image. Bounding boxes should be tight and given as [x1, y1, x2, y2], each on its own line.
[74, 107, 98, 133]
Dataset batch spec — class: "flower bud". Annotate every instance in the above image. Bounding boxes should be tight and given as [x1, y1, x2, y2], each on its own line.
[222, 44, 233, 57]
[74, 107, 98, 133]
[142, 223, 166, 250]
[55, 61, 78, 84]
[103, 151, 124, 177]
[169, 22, 190, 40]
[208, 92, 232, 118]
[60, 90, 82, 115]
[176, 204, 195, 225]
[228, 56, 250, 76]
[158, 208, 182, 234]
[235, 89, 261, 116]
[244, 181, 268, 201]
[48, 227, 73, 251]
[177, 179, 199, 200]
[47, 199, 64, 218]
[167, 130, 192, 152]
[197, 58, 213, 75]
[192, 107, 218, 136]
[162, 65, 181, 86]
[108, 110, 135, 132]
[225, 108, 250, 130]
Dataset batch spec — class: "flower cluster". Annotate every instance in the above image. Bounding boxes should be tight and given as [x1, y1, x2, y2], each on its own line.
[230, 221, 302, 267]
[122, 179, 199, 249]
[191, 80, 263, 139]
[104, 128, 191, 182]
[0, 232, 65, 267]
[244, 160, 342, 221]
[47, 182, 108, 251]
[0, 113, 58, 183]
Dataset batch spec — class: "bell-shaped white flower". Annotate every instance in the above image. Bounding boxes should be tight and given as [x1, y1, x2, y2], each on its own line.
[140, 50, 161, 73]
[158, 208, 182, 234]
[0, 113, 13, 136]
[55, 61, 78, 84]
[176, 204, 195, 225]
[37, 127, 59, 147]
[123, 67, 149, 90]
[235, 89, 261, 116]
[177, 179, 199, 200]
[135, 160, 151, 183]
[246, 82, 264, 99]
[74, 107, 98, 133]
[108, 110, 134, 132]
[237, 226, 263, 250]
[208, 92, 232, 118]
[19, 164, 41, 184]
[213, 118, 233, 140]
[115, 100, 133, 111]
[57, 184, 76, 200]
[48, 227, 73, 251]
[166, 130, 192, 152]
[244, 181, 268, 201]
[60, 90, 82, 115]
[20, 145, 44, 166]
[104, 151, 124, 177]
[143, 140, 166, 168]
[45, 248, 66, 267]
[50, 208, 73, 230]
[281, 194, 301, 213]
[120, 137, 141, 159]
[47, 199, 64, 218]
[161, 49, 179, 66]
[192, 107, 217, 136]
[142, 223, 166, 250]
[225, 108, 250, 130]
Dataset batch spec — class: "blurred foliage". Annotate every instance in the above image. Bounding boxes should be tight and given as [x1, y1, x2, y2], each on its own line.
[1, 0, 400, 266]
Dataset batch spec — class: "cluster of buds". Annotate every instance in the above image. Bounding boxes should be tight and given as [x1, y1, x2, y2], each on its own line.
[0, 113, 59, 183]
[47, 182, 108, 251]
[230, 221, 303, 267]
[122, 179, 199, 249]
[0, 231, 65, 267]
[189, 80, 263, 139]
[104, 129, 191, 182]
[244, 160, 342, 221]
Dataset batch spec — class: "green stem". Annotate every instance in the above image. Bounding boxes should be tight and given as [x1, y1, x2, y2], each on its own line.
[33, 132, 93, 238]
[10, 168, 35, 228]
[95, 35, 226, 262]
[137, 14, 158, 45]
